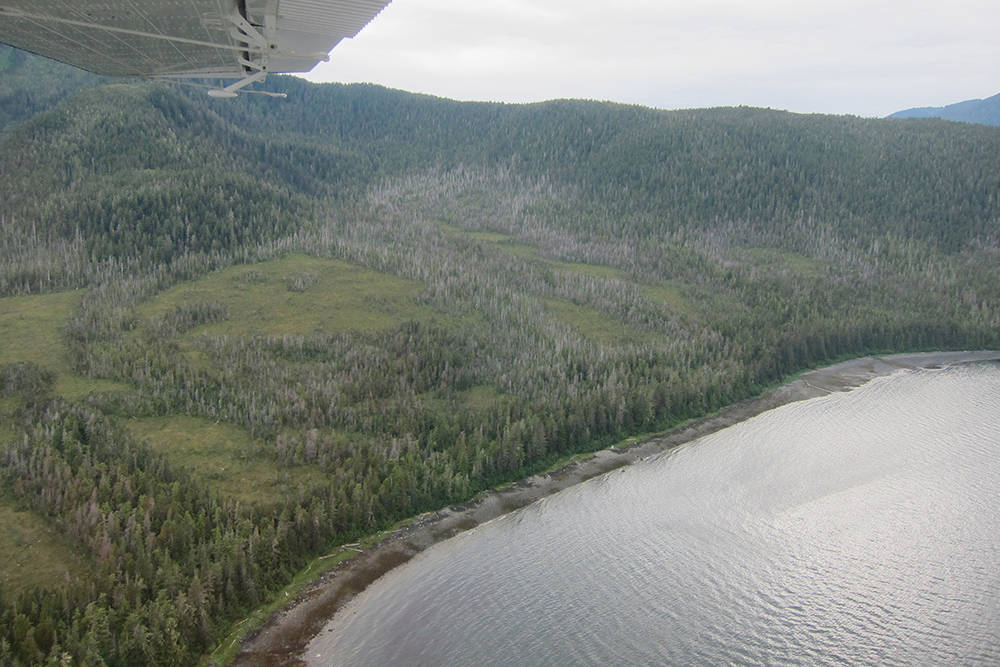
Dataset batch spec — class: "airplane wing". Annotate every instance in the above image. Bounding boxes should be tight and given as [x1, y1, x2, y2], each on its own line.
[0, 0, 391, 95]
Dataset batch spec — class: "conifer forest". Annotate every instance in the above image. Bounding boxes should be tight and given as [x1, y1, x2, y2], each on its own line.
[0, 46, 999, 664]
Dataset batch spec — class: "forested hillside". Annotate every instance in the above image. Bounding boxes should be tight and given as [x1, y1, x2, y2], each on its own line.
[0, 46, 101, 133]
[1, 45, 999, 665]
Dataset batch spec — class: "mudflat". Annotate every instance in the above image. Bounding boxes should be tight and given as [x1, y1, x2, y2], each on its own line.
[232, 350, 1000, 666]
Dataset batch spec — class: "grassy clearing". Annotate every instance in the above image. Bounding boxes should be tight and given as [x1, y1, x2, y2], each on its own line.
[644, 279, 747, 323]
[745, 247, 826, 277]
[455, 385, 505, 411]
[0, 291, 79, 373]
[0, 290, 130, 399]
[641, 281, 698, 317]
[551, 260, 625, 280]
[465, 230, 512, 242]
[0, 496, 91, 595]
[420, 384, 508, 419]
[127, 416, 326, 505]
[494, 240, 539, 258]
[434, 221, 513, 243]
[0, 307, 103, 596]
[139, 254, 439, 338]
[55, 375, 131, 400]
[542, 297, 649, 345]
[438, 222, 625, 282]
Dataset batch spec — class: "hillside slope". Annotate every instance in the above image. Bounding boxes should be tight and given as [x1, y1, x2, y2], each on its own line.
[1, 49, 998, 665]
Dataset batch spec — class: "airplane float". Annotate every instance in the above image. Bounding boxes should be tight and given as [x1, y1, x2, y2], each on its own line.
[0, 0, 392, 97]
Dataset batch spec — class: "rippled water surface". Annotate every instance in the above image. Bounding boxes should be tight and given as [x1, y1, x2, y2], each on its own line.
[308, 363, 1000, 665]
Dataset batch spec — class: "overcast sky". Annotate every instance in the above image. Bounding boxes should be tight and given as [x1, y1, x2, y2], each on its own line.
[301, 0, 999, 118]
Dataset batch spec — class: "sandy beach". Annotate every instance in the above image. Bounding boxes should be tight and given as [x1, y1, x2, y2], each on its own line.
[232, 350, 1000, 666]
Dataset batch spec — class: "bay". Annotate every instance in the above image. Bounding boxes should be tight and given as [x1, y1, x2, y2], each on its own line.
[308, 362, 1000, 666]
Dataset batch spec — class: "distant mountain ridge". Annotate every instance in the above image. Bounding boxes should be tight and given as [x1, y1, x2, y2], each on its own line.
[889, 92, 1000, 126]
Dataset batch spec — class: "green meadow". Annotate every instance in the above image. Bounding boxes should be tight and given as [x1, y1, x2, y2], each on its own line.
[0, 290, 128, 399]
[641, 282, 699, 317]
[126, 416, 326, 505]
[542, 297, 651, 345]
[745, 247, 827, 278]
[125, 254, 457, 506]
[0, 496, 91, 595]
[0, 292, 124, 595]
[138, 254, 438, 337]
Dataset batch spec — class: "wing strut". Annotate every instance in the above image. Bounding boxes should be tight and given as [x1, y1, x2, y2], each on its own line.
[203, 13, 287, 98]
[205, 65, 287, 99]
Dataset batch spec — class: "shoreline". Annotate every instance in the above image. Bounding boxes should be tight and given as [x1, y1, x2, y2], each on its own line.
[231, 350, 1000, 666]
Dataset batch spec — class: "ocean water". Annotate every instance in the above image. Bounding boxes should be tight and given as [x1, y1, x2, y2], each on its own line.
[308, 362, 1000, 666]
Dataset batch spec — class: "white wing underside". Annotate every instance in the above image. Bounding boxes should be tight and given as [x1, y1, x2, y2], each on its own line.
[0, 0, 391, 81]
